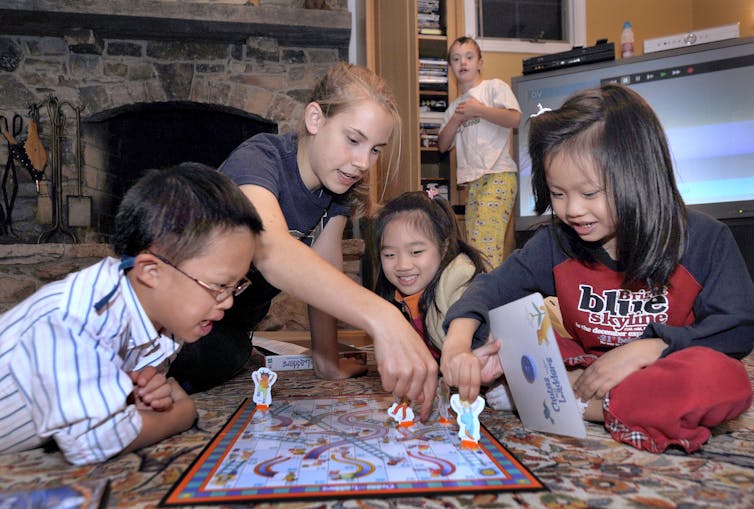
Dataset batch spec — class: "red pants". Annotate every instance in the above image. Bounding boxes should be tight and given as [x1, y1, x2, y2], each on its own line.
[601, 347, 752, 453]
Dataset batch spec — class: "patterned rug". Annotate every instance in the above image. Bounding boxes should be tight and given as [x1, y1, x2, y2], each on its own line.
[1, 354, 753, 508]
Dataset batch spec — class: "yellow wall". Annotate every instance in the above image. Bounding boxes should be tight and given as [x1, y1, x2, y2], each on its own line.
[479, 0, 752, 86]
[587, 0, 693, 57]
[693, 0, 754, 36]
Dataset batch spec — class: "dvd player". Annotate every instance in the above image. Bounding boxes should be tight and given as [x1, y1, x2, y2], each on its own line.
[522, 41, 615, 75]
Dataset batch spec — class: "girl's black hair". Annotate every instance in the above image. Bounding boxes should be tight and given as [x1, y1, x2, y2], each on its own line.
[528, 83, 687, 290]
[373, 191, 488, 342]
[112, 162, 264, 263]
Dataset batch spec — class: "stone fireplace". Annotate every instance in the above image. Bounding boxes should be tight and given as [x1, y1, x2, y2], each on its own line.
[0, 0, 365, 329]
[0, 0, 351, 243]
[83, 101, 277, 237]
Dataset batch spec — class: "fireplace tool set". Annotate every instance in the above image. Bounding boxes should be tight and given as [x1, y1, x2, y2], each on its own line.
[1, 95, 85, 243]
[0, 113, 24, 237]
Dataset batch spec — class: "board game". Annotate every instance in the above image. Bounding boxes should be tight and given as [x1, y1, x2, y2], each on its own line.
[161, 393, 544, 505]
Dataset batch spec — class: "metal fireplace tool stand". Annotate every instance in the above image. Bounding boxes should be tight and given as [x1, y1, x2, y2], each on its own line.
[35, 95, 85, 244]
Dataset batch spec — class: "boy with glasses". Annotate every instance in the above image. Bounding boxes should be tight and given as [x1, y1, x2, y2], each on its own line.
[0, 162, 263, 465]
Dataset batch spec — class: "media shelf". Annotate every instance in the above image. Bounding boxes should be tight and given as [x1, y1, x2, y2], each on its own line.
[417, 0, 454, 202]
[366, 0, 462, 206]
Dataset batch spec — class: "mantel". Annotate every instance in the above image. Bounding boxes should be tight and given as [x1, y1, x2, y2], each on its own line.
[0, 0, 351, 47]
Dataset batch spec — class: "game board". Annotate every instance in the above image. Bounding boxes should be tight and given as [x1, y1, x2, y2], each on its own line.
[161, 393, 544, 505]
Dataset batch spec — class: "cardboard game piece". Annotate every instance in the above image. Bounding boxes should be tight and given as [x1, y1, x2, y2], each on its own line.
[387, 397, 415, 427]
[490, 292, 587, 438]
[450, 394, 485, 449]
[251, 367, 277, 410]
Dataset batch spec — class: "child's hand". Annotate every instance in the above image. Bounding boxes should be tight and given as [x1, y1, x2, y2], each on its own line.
[440, 350, 483, 403]
[572, 338, 666, 401]
[124, 376, 196, 454]
[472, 336, 503, 384]
[454, 97, 484, 119]
[128, 367, 175, 411]
[440, 317, 484, 403]
[166, 377, 191, 404]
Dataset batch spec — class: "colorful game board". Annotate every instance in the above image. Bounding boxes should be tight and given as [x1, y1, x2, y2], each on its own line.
[161, 394, 544, 505]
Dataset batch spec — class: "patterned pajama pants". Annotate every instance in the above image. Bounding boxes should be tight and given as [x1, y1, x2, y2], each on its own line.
[465, 172, 517, 268]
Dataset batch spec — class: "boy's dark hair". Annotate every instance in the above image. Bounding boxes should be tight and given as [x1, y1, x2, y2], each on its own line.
[112, 162, 264, 264]
[374, 191, 488, 342]
[528, 83, 687, 290]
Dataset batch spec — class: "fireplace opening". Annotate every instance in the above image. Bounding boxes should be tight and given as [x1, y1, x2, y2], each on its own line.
[83, 102, 277, 240]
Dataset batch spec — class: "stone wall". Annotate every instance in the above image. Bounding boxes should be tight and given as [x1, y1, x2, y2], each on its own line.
[0, 238, 365, 330]
[0, 243, 112, 312]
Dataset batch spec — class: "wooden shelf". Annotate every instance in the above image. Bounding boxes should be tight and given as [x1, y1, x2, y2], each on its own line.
[366, 0, 462, 206]
[418, 34, 447, 41]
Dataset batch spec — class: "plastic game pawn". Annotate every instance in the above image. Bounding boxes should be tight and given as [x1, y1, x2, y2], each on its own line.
[387, 398, 415, 427]
[437, 378, 452, 425]
[251, 367, 277, 410]
[450, 394, 485, 449]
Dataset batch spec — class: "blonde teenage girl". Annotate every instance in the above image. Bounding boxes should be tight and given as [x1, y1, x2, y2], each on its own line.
[169, 63, 439, 417]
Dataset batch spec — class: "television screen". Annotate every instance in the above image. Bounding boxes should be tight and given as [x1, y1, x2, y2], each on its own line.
[512, 36, 754, 230]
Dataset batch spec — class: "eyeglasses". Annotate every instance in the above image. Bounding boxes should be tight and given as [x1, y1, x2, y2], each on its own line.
[147, 251, 251, 302]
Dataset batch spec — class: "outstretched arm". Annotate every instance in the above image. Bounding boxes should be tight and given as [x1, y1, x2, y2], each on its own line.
[308, 215, 367, 379]
[241, 185, 438, 418]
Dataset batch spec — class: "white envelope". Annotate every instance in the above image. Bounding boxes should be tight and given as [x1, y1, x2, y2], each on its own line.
[489, 292, 587, 438]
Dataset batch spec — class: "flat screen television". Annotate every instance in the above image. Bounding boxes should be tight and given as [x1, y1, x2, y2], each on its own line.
[511, 36, 754, 230]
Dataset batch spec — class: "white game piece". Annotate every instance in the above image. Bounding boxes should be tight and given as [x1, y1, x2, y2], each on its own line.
[450, 394, 485, 448]
[251, 367, 277, 409]
[387, 398, 415, 427]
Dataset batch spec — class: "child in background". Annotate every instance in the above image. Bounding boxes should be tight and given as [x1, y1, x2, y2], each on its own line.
[168, 63, 440, 418]
[438, 36, 522, 267]
[374, 191, 496, 387]
[0, 163, 263, 464]
[442, 84, 754, 453]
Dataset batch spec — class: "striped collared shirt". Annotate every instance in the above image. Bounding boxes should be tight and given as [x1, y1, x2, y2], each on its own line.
[0, 257, 181, 464]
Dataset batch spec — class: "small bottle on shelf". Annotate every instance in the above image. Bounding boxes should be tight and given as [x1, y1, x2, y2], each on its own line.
[621, 21, 634, 59]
